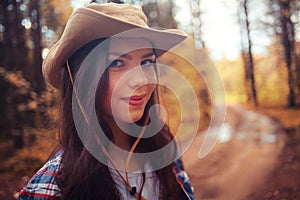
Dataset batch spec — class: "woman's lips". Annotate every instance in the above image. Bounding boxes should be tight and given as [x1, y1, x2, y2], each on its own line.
[122, 94, 146, 106]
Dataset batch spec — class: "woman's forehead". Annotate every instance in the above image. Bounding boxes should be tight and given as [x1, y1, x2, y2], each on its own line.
[109, 37, 153, 54]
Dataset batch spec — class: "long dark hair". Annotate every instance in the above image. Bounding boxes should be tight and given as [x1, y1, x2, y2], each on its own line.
[56, 38, 181, 200]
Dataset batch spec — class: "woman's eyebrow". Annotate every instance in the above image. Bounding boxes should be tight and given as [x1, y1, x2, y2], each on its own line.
[142, 52, 155, 59]
[108, 52, 132, 59]
[108, 52, 155, 60]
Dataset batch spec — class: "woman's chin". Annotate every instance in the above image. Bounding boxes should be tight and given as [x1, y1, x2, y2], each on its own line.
[115, 112, 143, 124]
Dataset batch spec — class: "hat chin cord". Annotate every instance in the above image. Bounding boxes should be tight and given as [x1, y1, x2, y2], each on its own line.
[66, 60, 147, 200]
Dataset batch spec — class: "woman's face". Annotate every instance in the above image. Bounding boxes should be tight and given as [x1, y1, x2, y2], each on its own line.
[103, 37, 157, 123]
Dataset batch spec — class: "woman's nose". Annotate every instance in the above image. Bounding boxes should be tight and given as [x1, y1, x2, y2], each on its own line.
[128, 66, 148, 89]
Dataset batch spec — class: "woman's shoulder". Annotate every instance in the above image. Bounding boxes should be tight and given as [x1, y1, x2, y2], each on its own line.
[174, 158, 195, 200]
[18, 151, 63, 200]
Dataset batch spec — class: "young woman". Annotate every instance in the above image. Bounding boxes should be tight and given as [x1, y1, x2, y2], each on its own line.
[18, 3, 194, 200]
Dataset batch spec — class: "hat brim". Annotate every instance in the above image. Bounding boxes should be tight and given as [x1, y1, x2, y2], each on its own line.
[42, 6, 188, 89]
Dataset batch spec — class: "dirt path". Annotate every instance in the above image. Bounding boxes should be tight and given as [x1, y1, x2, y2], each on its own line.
[182, 105, 287, 200]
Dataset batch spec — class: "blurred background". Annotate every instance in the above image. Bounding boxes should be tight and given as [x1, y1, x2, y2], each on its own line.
[0, 0, 299, 199]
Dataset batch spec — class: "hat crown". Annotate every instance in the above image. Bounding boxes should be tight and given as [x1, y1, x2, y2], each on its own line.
[42, 3, 187, 89]
[86, 3, 148, 27]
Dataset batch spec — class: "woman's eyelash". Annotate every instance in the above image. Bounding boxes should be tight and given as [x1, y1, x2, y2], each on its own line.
[107, 58, 156, 69]
[141, 59, 156, 66]
[108, 59, 123, 68]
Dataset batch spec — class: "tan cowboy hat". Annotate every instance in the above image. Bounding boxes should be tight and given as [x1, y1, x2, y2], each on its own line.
[42, 3, 188, 89]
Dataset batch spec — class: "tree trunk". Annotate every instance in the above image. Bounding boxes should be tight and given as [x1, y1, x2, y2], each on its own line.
[142, 0, 177, 29]
[30, 0, 45, 92]
[278, 0, 297, 107]
[0, 0, 28, 148]
[190, 0, 205, 49]
[241, 0, 258, 106]
[11, 0, 28, 70]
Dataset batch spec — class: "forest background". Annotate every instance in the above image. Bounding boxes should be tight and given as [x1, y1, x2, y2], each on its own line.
[0, 0, 300, 199]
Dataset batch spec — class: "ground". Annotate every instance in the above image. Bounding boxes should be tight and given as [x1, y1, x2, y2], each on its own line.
[1, 104, 300, 200]
[182, 104, 300, 200]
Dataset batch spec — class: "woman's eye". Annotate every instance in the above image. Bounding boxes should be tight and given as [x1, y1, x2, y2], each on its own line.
[108, 59, 124, 69]
[141, 59, 155, 67]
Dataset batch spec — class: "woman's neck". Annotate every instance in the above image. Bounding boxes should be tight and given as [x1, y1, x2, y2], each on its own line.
[106, 117, 131, 151]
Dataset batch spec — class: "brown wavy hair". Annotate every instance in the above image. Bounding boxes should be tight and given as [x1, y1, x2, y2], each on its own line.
[56, 38, 181, 200]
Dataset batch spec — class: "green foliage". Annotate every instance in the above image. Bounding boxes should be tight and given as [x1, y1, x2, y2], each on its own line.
[0, 68, 59, 177]
[0, 67, 58, 115]
[216, 56, 248, 104]
[158, 42, 212, 135]
[216, 41, 295, 107]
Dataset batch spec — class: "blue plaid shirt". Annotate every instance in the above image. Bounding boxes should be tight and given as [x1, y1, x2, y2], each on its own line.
[18, 151, 194, 200]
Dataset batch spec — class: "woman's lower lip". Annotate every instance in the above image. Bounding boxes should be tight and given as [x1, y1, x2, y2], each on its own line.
[122, 96, 145, 106]
[128, 98, 144, 106]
